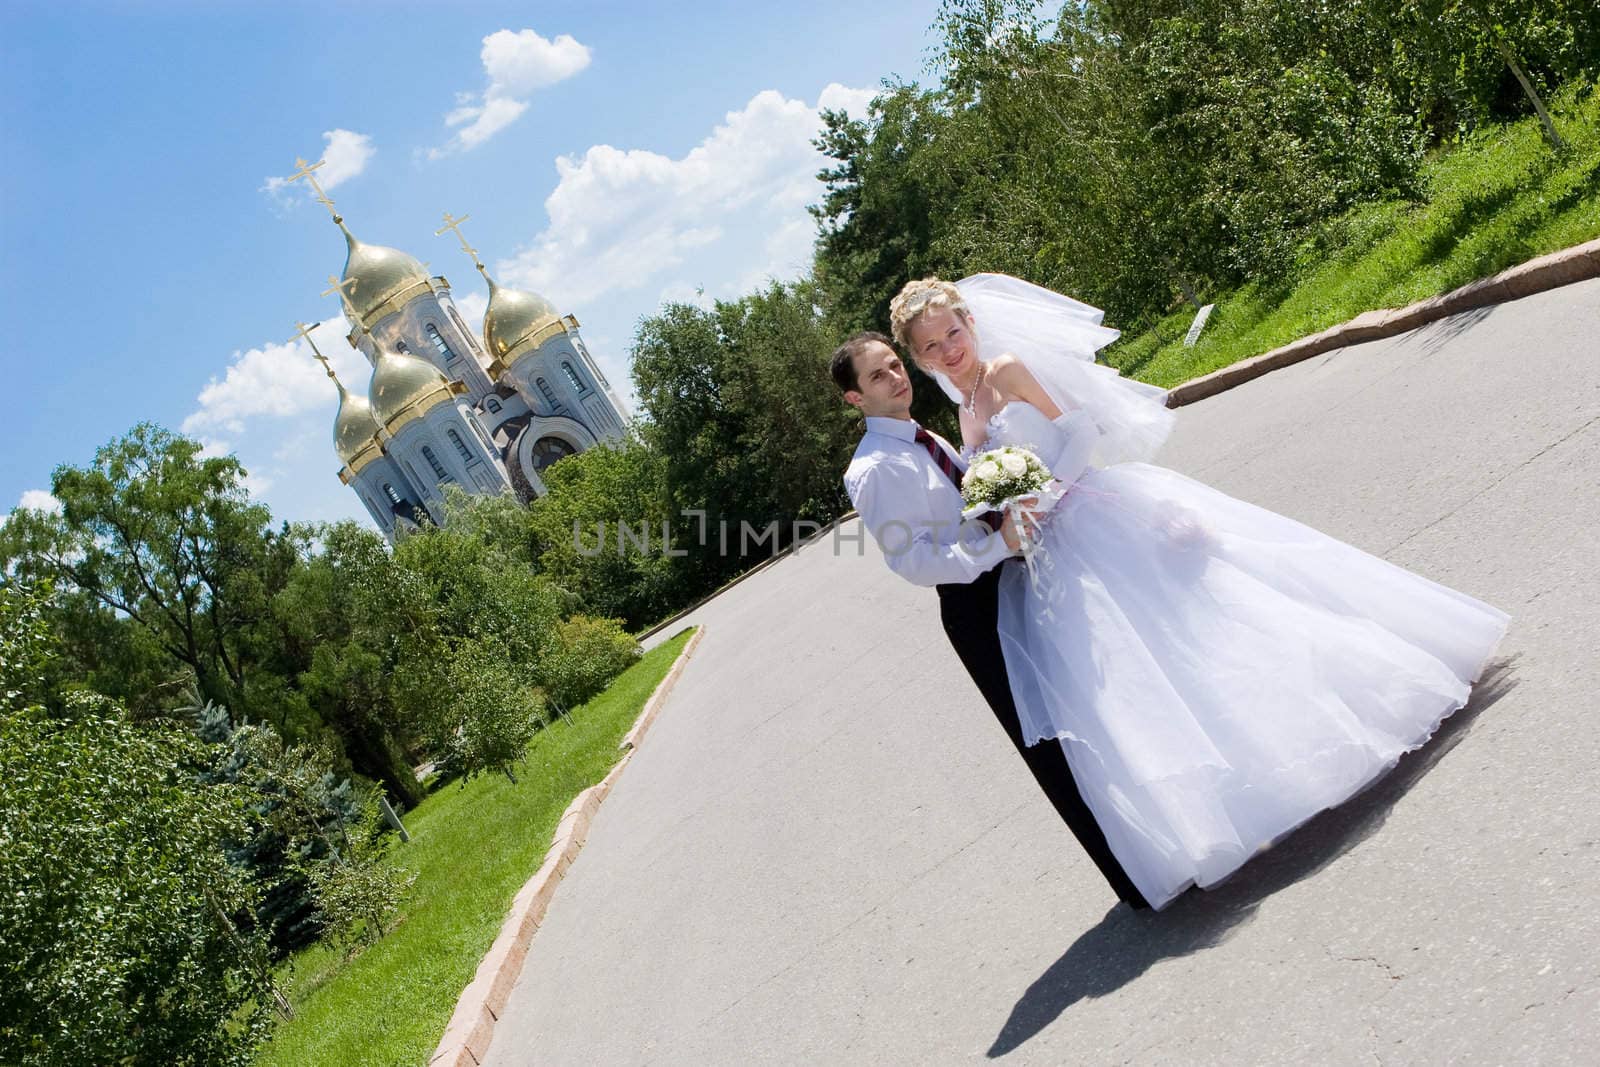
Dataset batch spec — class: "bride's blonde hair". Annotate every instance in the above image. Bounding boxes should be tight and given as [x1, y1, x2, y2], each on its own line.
[889, 277, 970, 350]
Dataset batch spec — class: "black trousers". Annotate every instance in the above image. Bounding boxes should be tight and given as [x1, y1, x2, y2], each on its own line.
[938, 564, 1150, 909]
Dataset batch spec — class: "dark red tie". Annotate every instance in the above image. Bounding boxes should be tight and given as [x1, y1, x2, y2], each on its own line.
[914, 427, 964, 489]
[915, 427, 1003, 531]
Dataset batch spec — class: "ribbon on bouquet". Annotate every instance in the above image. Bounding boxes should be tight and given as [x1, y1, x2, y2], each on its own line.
[965, 479, 1070, 619]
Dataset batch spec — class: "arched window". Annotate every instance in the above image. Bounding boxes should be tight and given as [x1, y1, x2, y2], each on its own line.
[382, 482, 403, 505]
[421, 445, 450, 481]
[562, 361, 587, 394]
[485, 396, 502, 413]
[426, 324, 456, 362]
[531, 436, 577, 473]
[447, 428, 473, 462]
[536, 377, 560, 410]
[395, 339, 410, 354]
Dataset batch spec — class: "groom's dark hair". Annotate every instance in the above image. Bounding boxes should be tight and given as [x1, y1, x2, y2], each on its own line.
[830, 331, 894, 393]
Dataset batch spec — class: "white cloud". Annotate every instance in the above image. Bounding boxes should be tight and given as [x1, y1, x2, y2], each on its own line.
[18, 489, 61, 514]
[262, 129, 376, 203]
[183, 317, 365, 437]
[817, 83, 878, 119]
[238, 469, 275, 499]
[482, 28, 591, 94]
[430, 28, 591, 157]
[317, 129, 377, 188]
[497, 84, 875, 309]
[179, 317, 376, 526]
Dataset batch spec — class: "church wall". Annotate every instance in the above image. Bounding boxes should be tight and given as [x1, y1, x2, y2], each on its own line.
[368, 289, 497, 402]
[350, 454, 426, 538]
[504, 331, 627, 442]
[383, 404, 514, 510]
[477, 389, 528, 437]
[568, 326, 633, 427]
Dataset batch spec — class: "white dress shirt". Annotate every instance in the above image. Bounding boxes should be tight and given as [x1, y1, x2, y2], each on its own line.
[843, 415, 1011, 587]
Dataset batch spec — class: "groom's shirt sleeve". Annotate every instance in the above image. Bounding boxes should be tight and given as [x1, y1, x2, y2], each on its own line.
[845, 447, 1008, 587]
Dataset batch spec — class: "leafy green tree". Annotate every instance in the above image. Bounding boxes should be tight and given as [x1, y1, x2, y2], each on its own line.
[0, 424, 297, 723]
[196, 700, 411, 956]
[1383, 0, 1600, 146]
[630, 280, 860, 598]
[525, 435, 692, 630]
[431, 643, 546, 785]
[813, 83, 961, 338]
[274, 522, 427, 807]
[226, 719, 413, 949]
[0, 585, 274, 1065]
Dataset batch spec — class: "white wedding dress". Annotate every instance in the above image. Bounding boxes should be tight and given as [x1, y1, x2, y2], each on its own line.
[981, 401, 1510, 910]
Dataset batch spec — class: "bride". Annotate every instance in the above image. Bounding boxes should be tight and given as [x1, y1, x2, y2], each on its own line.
[890, 274, 1510, 911]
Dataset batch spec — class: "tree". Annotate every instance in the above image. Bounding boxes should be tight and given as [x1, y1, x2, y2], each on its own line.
[525, 435, 692, 630]
[1385, 0, 1600, 147]
[0, 424, 296, 723]
[538, 615, 642, 711]
[273, 522, 428, 807]
[210, 711, 414, 951]
[0, 584, 274, 1065]
[630, 280, 861, 599]
[389, 496, 566, 781]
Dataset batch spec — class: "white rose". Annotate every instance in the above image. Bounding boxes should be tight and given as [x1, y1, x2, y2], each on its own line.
[1000, 453, 1027, 476]
[975, 461, 1001, 480]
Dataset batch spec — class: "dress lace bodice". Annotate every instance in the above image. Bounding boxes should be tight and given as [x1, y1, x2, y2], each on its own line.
[973, 402, 1101, 487]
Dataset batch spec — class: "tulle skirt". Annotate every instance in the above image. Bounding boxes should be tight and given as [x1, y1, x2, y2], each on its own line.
[996, 462, 1510, 909]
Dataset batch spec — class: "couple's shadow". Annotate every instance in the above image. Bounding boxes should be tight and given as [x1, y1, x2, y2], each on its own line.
[987, 656, 1519, 1058]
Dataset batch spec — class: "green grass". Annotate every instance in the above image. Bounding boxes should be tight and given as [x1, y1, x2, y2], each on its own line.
[1108, 81, 1600, 389]
[257, 628, 696, 1067]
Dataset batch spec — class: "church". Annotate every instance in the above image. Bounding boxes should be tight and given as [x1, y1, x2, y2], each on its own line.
[295, 164, 630, 540]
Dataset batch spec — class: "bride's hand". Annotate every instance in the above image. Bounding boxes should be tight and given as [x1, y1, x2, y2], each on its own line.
[1000, 498, 1041, 552]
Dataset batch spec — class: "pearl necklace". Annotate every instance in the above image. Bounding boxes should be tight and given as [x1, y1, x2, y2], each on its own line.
[961, 363, 987, 417]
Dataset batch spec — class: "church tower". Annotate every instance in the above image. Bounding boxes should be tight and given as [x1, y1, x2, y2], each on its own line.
[289, 157, 631, 540]
[295, 321, 427, 539]
[437, 212, 631, 498]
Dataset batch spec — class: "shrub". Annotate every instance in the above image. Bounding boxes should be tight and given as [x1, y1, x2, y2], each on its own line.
[539, 615, 643, 712]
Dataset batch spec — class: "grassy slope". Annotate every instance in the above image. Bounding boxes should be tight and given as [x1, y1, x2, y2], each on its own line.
[1107, 83, 1600, 388]
[259, 628, 696, 1067]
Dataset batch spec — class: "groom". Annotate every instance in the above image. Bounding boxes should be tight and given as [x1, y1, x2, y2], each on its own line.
[831, 331, 1150, 911]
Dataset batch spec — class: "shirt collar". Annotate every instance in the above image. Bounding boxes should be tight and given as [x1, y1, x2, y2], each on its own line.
[864, 415, 919, 442]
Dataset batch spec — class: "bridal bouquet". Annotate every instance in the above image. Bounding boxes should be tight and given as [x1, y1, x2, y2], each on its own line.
[962, 445, 1062, 611]
[961, 445, 1053, 516]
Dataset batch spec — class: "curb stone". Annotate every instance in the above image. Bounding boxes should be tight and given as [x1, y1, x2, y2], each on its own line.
[621, 626, 706, 750]
[1164, 237, 1600, 408]
[427, 626, 706, 1067]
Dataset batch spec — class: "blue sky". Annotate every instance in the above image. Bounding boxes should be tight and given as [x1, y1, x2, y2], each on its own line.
[2, 0, 941, 527]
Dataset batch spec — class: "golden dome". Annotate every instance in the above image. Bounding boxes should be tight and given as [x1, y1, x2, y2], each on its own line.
[338, 219, 432, 325]
[481, 272, 561, 361]
[369, 347, 454, 426]
[333, 381, 381, 466]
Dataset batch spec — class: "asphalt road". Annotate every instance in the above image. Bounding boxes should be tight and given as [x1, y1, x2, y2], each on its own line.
[483, 279, 1599, 1066]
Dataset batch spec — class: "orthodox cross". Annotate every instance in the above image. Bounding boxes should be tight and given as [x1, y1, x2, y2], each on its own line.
[287, 156, 338, 218]
[437, 210, 491, 278]
[290, 320, 333, 371]
[322, 272, 360, 314]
